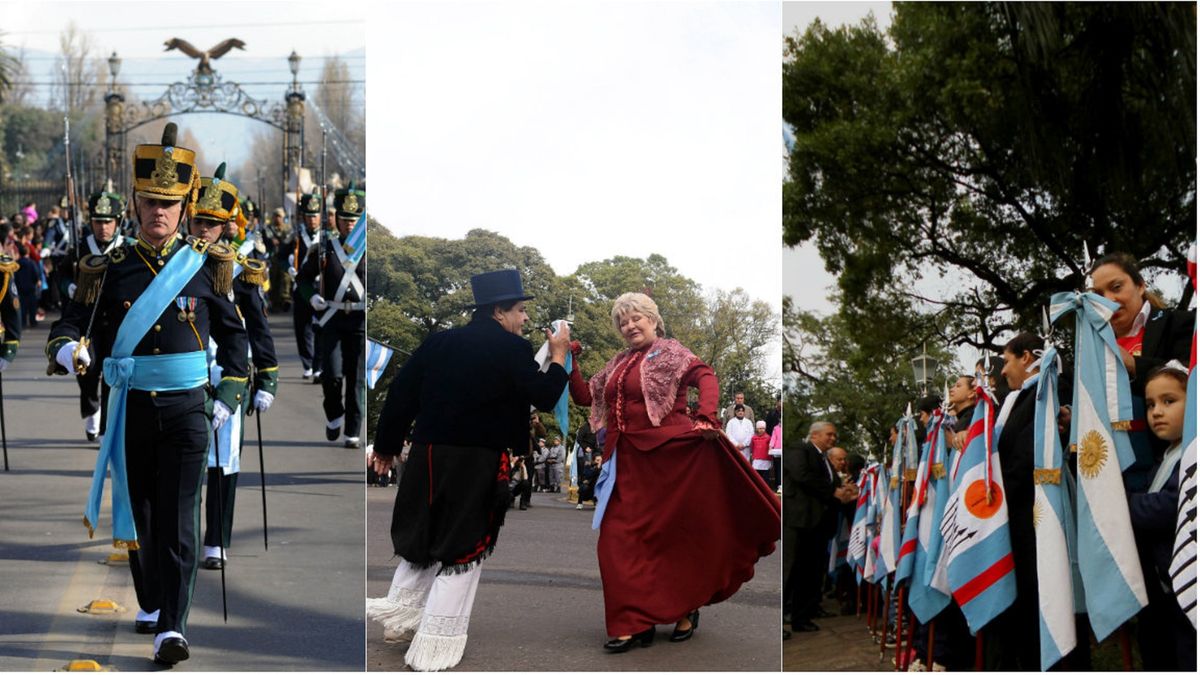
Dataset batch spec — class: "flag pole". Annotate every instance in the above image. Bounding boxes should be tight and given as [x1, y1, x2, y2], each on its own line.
[927, 618, 936, 670]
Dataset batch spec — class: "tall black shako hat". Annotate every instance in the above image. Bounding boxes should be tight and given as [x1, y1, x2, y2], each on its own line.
[470, 269, 534, 308]
[300, 190, 323, 216]
[194, 162, 240, 224]
[333, 182, 365, 219]
[132, 122, 200, 208]
[87, 190, 125, 222]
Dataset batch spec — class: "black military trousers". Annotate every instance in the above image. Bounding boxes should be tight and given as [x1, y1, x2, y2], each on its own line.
[320, 323, 365, 437]
[75, 362, 102, 419]
[292, 299, 319, 372]
[125, 390, 209, 636]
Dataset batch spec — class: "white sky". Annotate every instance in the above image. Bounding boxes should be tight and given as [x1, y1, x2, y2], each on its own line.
[782, 2, 891, 318]
[2, 1, 365, 170]
[367, 2, 782, 322]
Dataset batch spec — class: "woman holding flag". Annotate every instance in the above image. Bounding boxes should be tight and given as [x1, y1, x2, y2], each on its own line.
[566, 292, 780, 652]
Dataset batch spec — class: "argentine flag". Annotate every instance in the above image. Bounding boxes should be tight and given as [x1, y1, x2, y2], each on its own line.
[940, 382, 1016, 634]
[896, 411, 937, 584]
[880, 415, 914, 573]
[907, 410, 953, 623]
[343, 211, 367, 265]
[1029, 347, 1079, 670]
[366, 339, 395, 390]
[1052, 291, 1148, 640]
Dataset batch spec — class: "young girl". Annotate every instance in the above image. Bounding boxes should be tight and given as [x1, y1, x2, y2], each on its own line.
[749, 420, 771, 484]
[1128, 362, 1195, 671]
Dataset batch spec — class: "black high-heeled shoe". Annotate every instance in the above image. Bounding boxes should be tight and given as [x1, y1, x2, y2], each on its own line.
[670, 609, 700, 642]
[603, 627, 655, 652]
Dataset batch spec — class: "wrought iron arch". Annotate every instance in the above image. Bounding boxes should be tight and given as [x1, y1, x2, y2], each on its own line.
[104, 47, 305, 207]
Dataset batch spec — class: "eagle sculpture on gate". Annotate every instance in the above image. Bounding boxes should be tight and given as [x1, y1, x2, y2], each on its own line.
[163, 38, 246, 74]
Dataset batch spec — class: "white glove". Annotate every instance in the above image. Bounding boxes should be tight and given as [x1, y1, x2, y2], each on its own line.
[253, 390, 274, 412]
[0, 358, 10, 373]
[211, 400, 233, 431]
[68, 282, 77, 299]
[288, 267, 298, 280]
[310, 295, 328, 311]
[56, 341, 91, 373]
[40, 247, 50, 259]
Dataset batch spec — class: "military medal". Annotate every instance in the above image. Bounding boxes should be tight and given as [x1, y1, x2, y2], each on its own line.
[176, 296, 197, 322]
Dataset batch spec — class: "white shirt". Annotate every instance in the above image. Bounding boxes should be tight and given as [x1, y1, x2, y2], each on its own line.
[725, 417, 755, 461]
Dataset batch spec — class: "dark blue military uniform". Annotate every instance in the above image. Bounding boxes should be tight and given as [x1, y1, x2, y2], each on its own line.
[48, 234, 249, 639]
[203, 254, 279, 553]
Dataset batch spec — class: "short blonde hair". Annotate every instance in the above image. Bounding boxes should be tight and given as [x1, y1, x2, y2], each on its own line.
[611, 292, 666, 338]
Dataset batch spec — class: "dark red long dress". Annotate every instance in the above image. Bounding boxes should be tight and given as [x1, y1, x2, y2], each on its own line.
[569, 341, 781, 637]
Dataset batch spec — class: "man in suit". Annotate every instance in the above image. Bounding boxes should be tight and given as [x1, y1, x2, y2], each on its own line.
[783, 421, 857, 635]
[365, 269, 570, 671]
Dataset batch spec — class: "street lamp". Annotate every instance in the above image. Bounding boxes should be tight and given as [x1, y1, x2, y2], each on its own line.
[910, 343, 938, 396]
[288, 50, 301, 90]
[107, 52, 121, 91]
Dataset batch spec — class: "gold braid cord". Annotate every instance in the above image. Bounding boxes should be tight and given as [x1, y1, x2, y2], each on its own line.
[75, 255, 109, 305]
[930, 463, 946, 479]
[238, 256, 268, 287]
[1111, 420, 1133, 431]
[206, 242, 237, 296]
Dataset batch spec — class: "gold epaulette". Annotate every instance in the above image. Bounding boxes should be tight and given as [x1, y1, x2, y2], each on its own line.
[205, 242, 237, 296]
[238, 256, 268, 287]
[76, 254, 109, 305]
[0, 254, 16, 305]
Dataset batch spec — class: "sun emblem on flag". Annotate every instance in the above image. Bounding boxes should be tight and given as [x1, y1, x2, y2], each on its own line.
[1078, 430, 1108, 479]
[1032, 498, 1044, 529]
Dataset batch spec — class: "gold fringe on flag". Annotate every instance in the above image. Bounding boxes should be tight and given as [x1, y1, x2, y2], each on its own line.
[1033, 468, 1062, 485]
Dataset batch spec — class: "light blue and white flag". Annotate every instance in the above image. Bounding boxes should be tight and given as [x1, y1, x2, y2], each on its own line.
[343, 211, 367, 265]
[1051, 291, 1147, 641]
[897, 411, 936, 585]
[849, 464, 878, 584]
[366, 339, 395, 390]
[533, 320, 572, 440]
[1028, 347, 1079, 670]
[907, 409, 953, 623]
[880, 413, 914, 573]
[939, 381, 1016, 635]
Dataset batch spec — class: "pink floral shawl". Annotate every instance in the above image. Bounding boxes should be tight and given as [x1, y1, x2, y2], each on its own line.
[587, 338, 697, 431]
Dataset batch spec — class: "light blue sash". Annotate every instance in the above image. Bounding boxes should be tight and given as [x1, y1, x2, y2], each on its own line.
[84, 244, 208, 547]
[591, 448, 617, 529]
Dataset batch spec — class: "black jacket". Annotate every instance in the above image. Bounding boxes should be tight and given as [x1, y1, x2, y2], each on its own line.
[1132, 307, 1195, 397]
[783, 439, 840, 535]
[374, 315, 569, 455]
[995, 386, 1037, 598]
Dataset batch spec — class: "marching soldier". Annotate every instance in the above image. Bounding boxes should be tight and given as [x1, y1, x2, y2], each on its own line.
[0, 254, 21, 373]
[286, 190, 323, 379]
[188, 164, 278, 570]
[47, 123, 249, 666]
[58, 188, 133, 441]
[296, 184, 365, 448]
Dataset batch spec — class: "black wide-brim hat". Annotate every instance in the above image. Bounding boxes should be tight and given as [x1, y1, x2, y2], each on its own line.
[470, 269, 534, 307]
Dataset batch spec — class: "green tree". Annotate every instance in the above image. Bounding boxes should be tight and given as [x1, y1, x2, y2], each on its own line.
[783, 2, 1195, 352]
[783, 293, 956, 457]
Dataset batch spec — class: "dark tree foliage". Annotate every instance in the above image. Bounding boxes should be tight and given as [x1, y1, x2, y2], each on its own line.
[783, 2, 1195, 351]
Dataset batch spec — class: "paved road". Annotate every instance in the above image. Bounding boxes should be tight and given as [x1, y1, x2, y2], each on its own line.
[367, 485, 782, 671]
[0, 313, 364, 671]
[783, 594, 891, 672]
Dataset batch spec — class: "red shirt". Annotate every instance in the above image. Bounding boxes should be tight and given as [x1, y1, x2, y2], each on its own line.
[750, 434, 770, 461]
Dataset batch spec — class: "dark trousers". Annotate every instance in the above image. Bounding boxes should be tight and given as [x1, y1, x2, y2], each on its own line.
[511, 478, 531, 506]
[1137, 574, 1197, 671]
[125, 393, 209, 635]
[19, 291, 37, 327]
[320, 325, 365, 437]
[293, 300, 318, 371]
[203, 468, 238, 549]
[76, 362, 102, 419]
[911, 603, 974, 669]
[787, 526, 828, 626]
